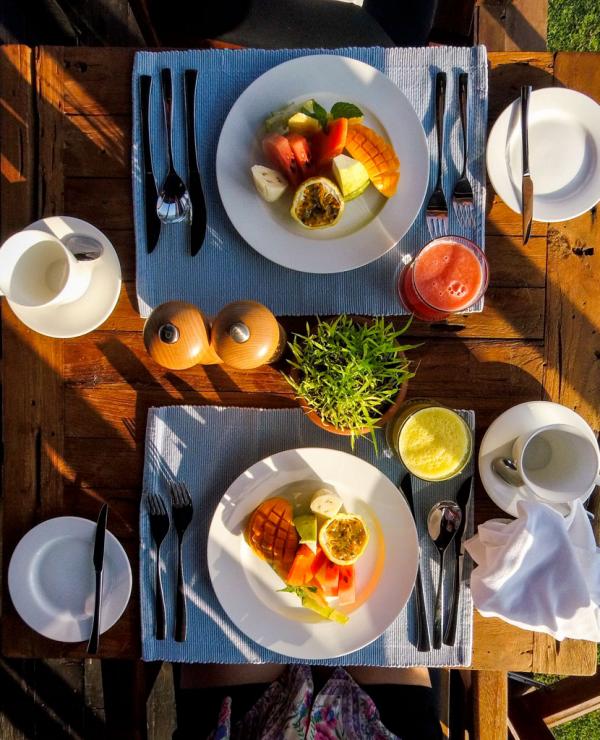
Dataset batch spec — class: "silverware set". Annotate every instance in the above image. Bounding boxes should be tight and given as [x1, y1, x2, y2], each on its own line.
[139, 68, 206, 255]
[426, 71, 475, 239]
[403, 473, 473, 651]
[146, 481, 194, 642]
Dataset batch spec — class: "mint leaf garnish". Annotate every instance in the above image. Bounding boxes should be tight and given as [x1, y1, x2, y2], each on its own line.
[302, 100, 328, 130]
[331, 102, 363, 120]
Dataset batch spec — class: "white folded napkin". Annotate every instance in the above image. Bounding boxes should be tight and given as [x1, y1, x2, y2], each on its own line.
[464, 499, 600, 641]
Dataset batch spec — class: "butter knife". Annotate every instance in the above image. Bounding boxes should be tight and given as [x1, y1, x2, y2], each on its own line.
[521, 85, 533, 246]
[140, 76, 161, 254]
[401, 473, 431, 652]
[184, 70, 207, 256]
[443, 475, 472, 646]
[87, 503, 108, 654]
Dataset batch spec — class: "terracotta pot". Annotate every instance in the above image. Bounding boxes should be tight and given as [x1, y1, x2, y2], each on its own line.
[289, 316, 414, 437]
[298, 380, 409, 436]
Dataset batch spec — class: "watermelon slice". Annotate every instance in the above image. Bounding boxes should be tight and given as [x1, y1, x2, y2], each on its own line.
[338, 565, 356, 605]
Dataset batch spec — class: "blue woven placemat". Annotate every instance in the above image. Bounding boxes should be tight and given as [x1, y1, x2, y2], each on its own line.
[132, 46, 488, 317]
[140, 406, 474, 666]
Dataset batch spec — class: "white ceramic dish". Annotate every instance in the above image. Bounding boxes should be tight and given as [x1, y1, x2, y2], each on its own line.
[479, 401, 598, 517]
[487, 87, 600, 222]
[8, 516, 132, 642]
[8, 216, 122, 338]
[207, 448, 419, 659]
[216, 55, 429, 273]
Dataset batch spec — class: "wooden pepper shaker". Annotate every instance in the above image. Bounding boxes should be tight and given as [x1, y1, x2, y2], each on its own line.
[143, 301, 221, 370]
[210, 300, 286, 370]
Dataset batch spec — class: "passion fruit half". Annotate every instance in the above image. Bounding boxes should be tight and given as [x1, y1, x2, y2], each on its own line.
[291, 177, 345, 230]
[318, 513, 369, 566]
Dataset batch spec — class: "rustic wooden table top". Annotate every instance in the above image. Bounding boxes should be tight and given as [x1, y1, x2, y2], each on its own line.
[1, 45, 598, 675]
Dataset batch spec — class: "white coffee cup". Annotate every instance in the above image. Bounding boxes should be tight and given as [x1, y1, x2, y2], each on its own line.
[0, 230, 92, 308]
[512, 423, 600, 503]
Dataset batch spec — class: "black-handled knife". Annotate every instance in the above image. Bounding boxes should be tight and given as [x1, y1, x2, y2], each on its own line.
[521, 85, 533, 246]
[401, 473, 431, 652]
[140, 75, 161, 254]
[87, 503, 108, 654]
[443, 475, 473, 646]
[184, 69, 207, 256]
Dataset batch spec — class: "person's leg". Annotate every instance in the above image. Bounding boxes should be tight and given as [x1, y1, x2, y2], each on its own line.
[179, 663, 286, 688]
[175, 664, 287, 738]
[346, 666, 443, 740]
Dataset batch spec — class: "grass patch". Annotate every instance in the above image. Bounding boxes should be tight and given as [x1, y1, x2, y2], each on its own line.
[548, 0, 600, 51]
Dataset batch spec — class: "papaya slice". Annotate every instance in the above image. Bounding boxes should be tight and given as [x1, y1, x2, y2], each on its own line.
[344, 123, 400, 198]
[245, 497, 299, 578]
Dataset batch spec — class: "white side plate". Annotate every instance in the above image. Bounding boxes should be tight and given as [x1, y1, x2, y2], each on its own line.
[9, 516, 132, 642]
[487, 88, 600, 222]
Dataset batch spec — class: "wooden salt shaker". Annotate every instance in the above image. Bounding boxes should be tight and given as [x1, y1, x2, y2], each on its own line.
[210, 300, 286, 370]
[143, 300, 221, 370]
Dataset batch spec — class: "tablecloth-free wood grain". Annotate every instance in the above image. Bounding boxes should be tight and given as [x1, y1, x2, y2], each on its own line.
[1, 46, 598, 675]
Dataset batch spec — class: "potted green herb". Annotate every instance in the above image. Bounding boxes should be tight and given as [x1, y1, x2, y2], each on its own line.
[284, 315, 419, 449]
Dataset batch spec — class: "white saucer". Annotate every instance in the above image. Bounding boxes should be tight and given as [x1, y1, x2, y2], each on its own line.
[487, 88, 600, 222]
[8, 216, 122, 338]
[479, 401, 598, 517]
[8, 516, 132, 642]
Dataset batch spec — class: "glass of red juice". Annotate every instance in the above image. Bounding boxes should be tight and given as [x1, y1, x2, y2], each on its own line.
[397, 236, 489, 321]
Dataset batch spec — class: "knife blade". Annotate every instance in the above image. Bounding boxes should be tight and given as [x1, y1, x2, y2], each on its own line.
[87, 503, 108, 654]
[140, 75, 161, 254]
[443, 475, 472, 646]
[521, 85, 533, 246]
[184, 69, 207, 256]
[401, 473, 431, 652]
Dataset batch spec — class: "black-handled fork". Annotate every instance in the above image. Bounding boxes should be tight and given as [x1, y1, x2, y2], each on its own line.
[401, 474, 431, 652]
[147, 492, 170, 640]
[169, 480, 194, 642]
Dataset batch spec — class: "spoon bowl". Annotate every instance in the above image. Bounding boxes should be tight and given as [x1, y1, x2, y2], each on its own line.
[427, 500, 462, 649]
[492, 456, 525, 488]
[63, 233, 104, 261]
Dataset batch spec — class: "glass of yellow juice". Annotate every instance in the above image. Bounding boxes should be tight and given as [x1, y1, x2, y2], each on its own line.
[386, 399, 472, 482]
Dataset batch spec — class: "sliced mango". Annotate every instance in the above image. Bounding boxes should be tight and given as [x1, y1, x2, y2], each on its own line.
[245, 497, 299, 578]
[344, 123, 400, 198]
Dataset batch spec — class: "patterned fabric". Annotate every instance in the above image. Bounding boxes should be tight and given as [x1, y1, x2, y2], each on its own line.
[209, 666, 400, 740]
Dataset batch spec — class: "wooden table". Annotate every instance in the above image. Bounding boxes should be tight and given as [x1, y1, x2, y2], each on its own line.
[1, 46, 599, 678]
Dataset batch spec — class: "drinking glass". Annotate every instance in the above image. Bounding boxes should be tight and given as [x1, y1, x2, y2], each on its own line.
[386, 398, 473, 482]
[397, 236, 489, 321]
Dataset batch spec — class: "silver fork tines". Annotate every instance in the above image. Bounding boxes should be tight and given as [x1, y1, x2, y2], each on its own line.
[426, 72, 448, 240]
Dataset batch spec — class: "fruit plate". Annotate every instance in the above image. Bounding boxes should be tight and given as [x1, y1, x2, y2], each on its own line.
[216, 55, 429, 274]
[207, 448, 419, 659]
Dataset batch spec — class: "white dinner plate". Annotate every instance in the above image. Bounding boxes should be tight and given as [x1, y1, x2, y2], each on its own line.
[479, 401, 597, 517]
[8, 516, 132, 642]
[8, 216, 122, 338]
[487, 87, 600, 222]
[207, 448, 419, 659]
[216, 55, 429, 273]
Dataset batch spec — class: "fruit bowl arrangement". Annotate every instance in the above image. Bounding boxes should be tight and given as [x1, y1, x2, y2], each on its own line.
[245, 488, 370, 624]
[251, 98, 400, 231]
[284, 315, 419, 449]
